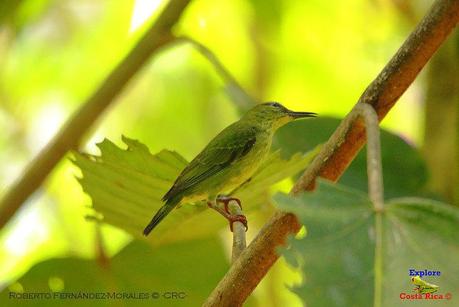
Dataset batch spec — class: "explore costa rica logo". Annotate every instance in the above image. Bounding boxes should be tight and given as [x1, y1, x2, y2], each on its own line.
[399, 269, 452, 301]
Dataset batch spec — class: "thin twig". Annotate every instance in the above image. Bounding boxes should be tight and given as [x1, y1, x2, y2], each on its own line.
[356, 104, 384, 212]
[203, 0, 459, 305]
[95, 222, 110, 268]
[177, 36, 256, 111]
[318, 104, 384, 210]
[0, 0, 192, 229]
[374, 213, 383, 307]
[227, 200, 246, 263]
[350, 104, 384, 307]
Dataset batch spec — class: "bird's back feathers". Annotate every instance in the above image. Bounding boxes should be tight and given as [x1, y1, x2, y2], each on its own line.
[162, 124, 257, 203]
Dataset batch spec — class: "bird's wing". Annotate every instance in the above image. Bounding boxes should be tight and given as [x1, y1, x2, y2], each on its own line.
[162, 126, 257, 201]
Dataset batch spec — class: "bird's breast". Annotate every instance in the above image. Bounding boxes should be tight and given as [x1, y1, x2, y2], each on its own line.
[221, 134, 271, 191]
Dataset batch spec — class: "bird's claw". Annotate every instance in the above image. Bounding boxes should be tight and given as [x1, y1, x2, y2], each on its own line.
[210, 197, 247, 232]
[229, 214, 248, 232]
[216, 196, 242, 213]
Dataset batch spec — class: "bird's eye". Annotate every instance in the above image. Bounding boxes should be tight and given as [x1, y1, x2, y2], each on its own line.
[268, 102, 282, 108]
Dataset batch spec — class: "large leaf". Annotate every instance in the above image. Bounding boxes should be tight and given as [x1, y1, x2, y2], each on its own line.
[234, 147, 319, 208]
[274, 180, 459, 307]
[73, 136, 315, 245]
[0, 238, 228, 307]
[273, 117, 429, 199]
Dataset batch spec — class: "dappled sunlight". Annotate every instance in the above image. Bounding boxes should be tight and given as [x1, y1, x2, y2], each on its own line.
[0, 197, 67, 286]
[26, 101, 67, 154]
[3, 204, 48, 257]
[129, 0, 163, 32]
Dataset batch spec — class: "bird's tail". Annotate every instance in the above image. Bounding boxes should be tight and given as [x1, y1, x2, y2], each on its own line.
[143, 197, 179, 236]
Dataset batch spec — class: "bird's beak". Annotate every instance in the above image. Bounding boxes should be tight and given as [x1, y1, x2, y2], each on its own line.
[287, 110, 317, 119]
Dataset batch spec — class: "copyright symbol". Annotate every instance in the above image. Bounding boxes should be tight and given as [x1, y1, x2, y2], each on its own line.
[151, 292, 160, 299]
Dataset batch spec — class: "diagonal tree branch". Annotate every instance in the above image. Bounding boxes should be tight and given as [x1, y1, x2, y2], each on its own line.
[0, 0, 192, 229]
[203, 0, 459, 305]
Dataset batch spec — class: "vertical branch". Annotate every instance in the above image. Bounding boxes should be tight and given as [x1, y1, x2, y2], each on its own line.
[227, 200, 246, 264]
[353, 104, 384, 211]
[0, 0, 192, 229]
[373, 213, 383, 307]
[351, 104, 384, 307]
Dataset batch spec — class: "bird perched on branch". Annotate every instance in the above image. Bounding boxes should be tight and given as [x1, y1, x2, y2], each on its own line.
[143, 102, 316, 236]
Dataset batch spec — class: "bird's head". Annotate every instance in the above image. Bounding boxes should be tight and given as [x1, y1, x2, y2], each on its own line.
[411, 276, 423, 285]
[245, 102, 316, 130]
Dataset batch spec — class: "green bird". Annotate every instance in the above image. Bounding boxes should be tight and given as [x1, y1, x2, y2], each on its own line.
[411, 276, 439, 294]
[143, 102, 316, 236]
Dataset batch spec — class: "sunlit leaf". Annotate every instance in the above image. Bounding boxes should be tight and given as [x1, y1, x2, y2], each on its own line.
[234, 147, 318, 208]
[73, 136, 314, 246]
[274, 180, 459, 307]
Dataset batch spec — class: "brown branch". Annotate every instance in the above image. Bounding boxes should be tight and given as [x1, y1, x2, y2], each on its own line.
[0, 0, 192, 229]
[203, 0, 459, 305]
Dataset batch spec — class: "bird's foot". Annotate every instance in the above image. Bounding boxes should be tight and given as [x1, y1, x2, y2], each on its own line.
[228, 214, 248, 232]
[216, 195, 242, 213]
[207, 200, 248, 232]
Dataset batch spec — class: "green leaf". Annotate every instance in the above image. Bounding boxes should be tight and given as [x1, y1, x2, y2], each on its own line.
[0, 238, 228, 307]
[273, 117, 429, 198]
[274, 180, 459, 307]
[73, 136, 315, 245]
[234, 148, 319, 208]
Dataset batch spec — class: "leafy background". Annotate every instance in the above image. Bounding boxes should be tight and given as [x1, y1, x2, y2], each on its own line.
[0, 0, 458, 306]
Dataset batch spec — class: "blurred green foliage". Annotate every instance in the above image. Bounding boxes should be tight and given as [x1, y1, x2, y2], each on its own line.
[1, 238, 229, 306]
[0, 0, 452, 306]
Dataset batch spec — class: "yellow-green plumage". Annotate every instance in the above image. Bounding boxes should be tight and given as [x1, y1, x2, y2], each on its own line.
[143, 102, 316, 235]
